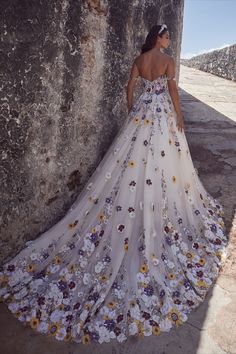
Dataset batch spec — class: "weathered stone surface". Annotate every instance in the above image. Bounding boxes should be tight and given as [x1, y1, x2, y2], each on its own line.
[0, 0, 184, 262]
[180, 44, 236, 82]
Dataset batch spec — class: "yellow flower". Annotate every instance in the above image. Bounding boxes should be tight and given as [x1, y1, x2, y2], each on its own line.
[133, 117, 140, 124]
[30, 317, 39, 329]
[144, 119, 150, 125]
[168, 273, 176, 280]
[91, 227, 97, 233]
[59, 304, 65, 310]
[199, 258, 206, 266]
[103, 315, 110, 320]
[138, 322, 145, 336]
[124, 243, 129, 252]
[48, 322, 61, 336]
[168, 308, 183, 327]
[108, 301, 117, 309]
[197, 279, 209, 288]
[186, 251, 195, 260]
[97, 213, 106, 222]
[64, 332, 72, 342]
[152, 325, 160, 335]
[82, 334, 90, 344]
[172, 176, 176, 183]
[128, 160, 135, 167]
[130, 300, 137, 307]
[85, 303, 92, 310]
[68, 264, 76, 272]
[100, 275, 108, 282]
[0, 274, 9, 285]
[53, 255, 62, 265]
[140, 264, 148, 273]
[68, 219, 78, 229]
[219, 220, 225, 227]
[15, 310, 22, 318]
[26, 264, 35, 272]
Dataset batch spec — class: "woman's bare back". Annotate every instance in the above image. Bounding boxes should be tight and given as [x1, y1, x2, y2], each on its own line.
[134, 49, 170, 81]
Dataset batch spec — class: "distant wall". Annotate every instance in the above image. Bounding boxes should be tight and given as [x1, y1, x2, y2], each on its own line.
[181, 44, 236, 81]
[0, 0, 184, 263]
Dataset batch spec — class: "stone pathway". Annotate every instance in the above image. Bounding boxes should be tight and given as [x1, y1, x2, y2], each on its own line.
[0, 65, 236, 354]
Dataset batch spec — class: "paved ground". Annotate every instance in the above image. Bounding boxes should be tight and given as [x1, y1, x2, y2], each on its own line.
[0, 65, 236, 354]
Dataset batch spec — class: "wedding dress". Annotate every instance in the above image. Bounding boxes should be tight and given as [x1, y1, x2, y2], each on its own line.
[0, 74, 228, 344]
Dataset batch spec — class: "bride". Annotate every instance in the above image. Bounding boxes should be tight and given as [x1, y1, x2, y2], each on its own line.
[0, 24, 228, 345]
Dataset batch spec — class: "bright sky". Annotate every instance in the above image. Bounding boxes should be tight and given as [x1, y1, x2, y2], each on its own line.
[181, 0, 236, 59]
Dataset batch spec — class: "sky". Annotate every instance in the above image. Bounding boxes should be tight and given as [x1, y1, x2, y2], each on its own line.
[181, 0, 236, 59]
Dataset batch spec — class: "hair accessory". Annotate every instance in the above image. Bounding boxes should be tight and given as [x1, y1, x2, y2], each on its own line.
[158, 24, 167, 34]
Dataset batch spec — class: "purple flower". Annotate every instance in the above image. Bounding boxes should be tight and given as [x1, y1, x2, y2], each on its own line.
[104, 319, 116, 331]
[210, 224, 217, 232]
[160, 289, 165, 298]
[58, 280, 68, 291]
[173, 290, 180, 297]
[144, 285, 154, 296]
[165, 236, 173, 246]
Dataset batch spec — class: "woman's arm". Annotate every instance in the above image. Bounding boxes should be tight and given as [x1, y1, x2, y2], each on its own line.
[166, 57, 185, 132]
[126, 60, 139, 113]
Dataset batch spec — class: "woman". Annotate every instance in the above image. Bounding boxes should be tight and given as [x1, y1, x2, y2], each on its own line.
[0, 24, 228, 345]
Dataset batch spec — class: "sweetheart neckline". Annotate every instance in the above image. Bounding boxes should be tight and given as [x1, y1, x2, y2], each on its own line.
[140, 74, 167, 83]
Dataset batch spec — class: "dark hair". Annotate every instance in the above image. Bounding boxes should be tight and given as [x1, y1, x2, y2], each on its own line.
[141, 24, 168, 54]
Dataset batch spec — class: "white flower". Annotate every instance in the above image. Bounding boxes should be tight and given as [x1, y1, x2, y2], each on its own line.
[170, 280, 178, 288]
[55, 327, 67, 341]
[95, 261, 104, 273]
[152, 257, 159, 266]
[38, 321, 49, 333]
[83, 273, 92, 285]
[178, 254, 187, 264]
[30, 279, 43, 292]
[105, 172, 111, 180]
[115, 289, 126, 299]
[130, 304, 141, 319]
[129, 322, 138, 335]
[180, 242, 189, 252]
[143, 322, 152, 336]
[30, 253, 40, 261]
[80, 258, 88, 268]
[159, 318, 172, 331]
[171, 244, 179, 255]
[167, 261, 175, 269]
[8, 302, 19, 312]
[129, 211, 136, 218]
[59, 267, 69, 276]
[151, 295, 159, 306]
[50, 309, 64, 322]
[117, 333, 127, 343]
[83, 239, 95, 252]
[160, 300, 173, 315]
[136, 272, 145, 282]
[129, 185, 136, 192]
[98, 326, 111, 343]
[64, 272, 73, 281]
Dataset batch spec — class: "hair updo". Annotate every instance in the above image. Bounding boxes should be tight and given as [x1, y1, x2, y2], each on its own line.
[141, 24, 168, 54]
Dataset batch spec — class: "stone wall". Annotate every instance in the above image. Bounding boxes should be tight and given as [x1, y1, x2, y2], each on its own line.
[181, 44, 236, 81]
[0, 0, 184, 263]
